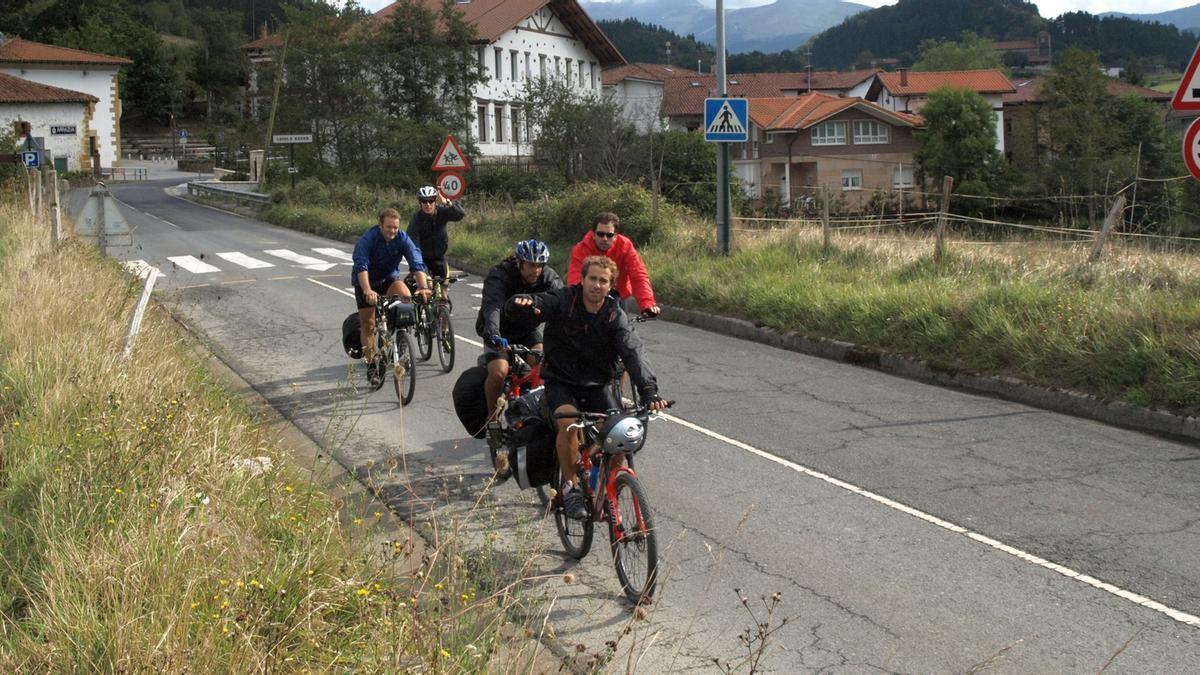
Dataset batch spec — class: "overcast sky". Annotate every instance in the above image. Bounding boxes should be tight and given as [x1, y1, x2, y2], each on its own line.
[358, 0, 1200, 19]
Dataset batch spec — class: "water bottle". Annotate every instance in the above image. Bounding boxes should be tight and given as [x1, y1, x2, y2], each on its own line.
[588, 465, 600, 492]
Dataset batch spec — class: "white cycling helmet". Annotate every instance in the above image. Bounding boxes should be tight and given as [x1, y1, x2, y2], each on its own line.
[601, 414, 646, 454]
[417, 186, 438, 200]
[515, 239, 550, 264]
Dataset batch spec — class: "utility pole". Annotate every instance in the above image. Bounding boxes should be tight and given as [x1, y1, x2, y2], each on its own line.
[261, 31, 289, 191]
[715, 0, 731, 255]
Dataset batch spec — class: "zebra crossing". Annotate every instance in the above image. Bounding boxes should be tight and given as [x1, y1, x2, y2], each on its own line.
[123, 247, 358, 278]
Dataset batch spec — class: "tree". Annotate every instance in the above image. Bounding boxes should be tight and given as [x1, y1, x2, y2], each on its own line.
[913, 86, 1002, 192]
[914, 32, 1003, 72]
[1042, 47, 1113, 223]
[521, 77, 634, 184]
[190, 8, 249, 123]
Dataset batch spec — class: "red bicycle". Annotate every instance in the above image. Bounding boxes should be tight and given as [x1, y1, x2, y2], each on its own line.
[551, 403, 671, 605]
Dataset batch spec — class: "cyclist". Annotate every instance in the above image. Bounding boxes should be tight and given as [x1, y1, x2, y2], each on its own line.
[567, 212, 660, 318]
[352, 208, 431, 379]
[477, 240, 563, 426]
[407, 185, 465, 283]
[507, 255, 668, 520]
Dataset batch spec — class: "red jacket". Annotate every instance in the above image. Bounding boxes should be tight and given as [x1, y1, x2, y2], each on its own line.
[567, 232, 656, 311]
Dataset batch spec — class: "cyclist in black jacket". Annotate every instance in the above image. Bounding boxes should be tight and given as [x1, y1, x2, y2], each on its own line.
[407, 185, 465, 281]
[507, 255, 668, 519]
[476, 239, 563, 422]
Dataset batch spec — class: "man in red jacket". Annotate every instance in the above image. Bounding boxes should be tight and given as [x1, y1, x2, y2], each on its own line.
[566, 212, 660, 317]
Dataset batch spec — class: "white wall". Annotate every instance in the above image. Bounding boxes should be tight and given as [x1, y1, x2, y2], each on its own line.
[880, 89, 1006, 153]
[469, 6, 604, 159]
[0, 64, 121, 167]
[0, 102, 91, 171]
[604, 78, 664, 134]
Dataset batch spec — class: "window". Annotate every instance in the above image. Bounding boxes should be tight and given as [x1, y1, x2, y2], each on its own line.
[539, 54, 546, 79]
[495, 105, 505, 144]
[524, 52, 531, 80]
[477, 104, 488, 143]
[477, 47, 486, 72]
[811, 121, 846, 146]
[578, 60, 585, 87]
[841, 169, 863, 190]
[893, 165, 914, 188]
[554, 56, 561, 78]
[590, 62, 598, 89]
[494, 48, 503, 80]
[853, 120, 888, 144]
[510, 50, 519, 81]
[511, 106, 521, 145]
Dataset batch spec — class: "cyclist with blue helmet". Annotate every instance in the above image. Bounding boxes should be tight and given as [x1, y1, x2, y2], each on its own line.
[476, 239, 563, 423]
[407, 185, 465, 282]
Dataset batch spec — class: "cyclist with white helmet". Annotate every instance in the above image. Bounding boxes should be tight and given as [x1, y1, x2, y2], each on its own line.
[476, 239, 563, 424]
[407, 185, 465, 282]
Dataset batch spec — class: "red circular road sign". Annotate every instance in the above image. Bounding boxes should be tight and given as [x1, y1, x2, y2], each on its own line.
[1184, 118, 1200, 182]
[437, 171, 466, 199]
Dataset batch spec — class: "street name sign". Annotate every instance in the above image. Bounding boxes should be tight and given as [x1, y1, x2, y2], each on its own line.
[273, 134, 313, 144]
[704, 98, 749, 142]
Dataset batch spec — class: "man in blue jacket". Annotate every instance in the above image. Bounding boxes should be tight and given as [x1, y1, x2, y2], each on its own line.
[352, 208, 430, 376]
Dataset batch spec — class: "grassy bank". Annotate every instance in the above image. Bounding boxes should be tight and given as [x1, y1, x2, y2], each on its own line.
[251, 182, 1200, 417]
[0, 198, 547, 670]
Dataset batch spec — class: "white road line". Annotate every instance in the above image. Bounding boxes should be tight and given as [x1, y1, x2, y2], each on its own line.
[659, 411, 1200, 629]
[301, 277, 1199, 628]
[468, 282, 484, 289]
[167, 255, 221, 274]
[307, 278, 354, 297]
[471, 293, 482, 298]
[264, 249, 330, 266]
[112, 195, 178, 228]
[313, 247, 353, 261]
[216, 251, 275, 269]
[122, 259, 158, 280]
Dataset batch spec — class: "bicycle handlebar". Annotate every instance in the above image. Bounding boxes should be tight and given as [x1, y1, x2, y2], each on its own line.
[553, 400, 674, 423]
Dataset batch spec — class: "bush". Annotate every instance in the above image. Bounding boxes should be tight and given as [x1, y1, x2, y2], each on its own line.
[471, 165, 567, 201]
[519, 182, 684, 246]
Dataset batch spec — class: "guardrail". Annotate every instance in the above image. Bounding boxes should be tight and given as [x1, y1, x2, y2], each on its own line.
[187, 181, 271, 206]
[101, 166, 148, 182]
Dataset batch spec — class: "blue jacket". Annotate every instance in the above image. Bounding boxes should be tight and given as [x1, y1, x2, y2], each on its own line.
[351, 225, 426, 289]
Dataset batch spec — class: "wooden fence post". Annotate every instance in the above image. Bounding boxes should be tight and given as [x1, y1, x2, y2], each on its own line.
[933, 175, 954, 264]
[1088, 196, 1126, 262]
[44, 168, 61, 243]
[821, 186, 831, 252]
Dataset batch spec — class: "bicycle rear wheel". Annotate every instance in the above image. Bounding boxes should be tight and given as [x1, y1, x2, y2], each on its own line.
[609, 471, 657, 604]
[553, 464, 593, 559]
[415, 304, 433, 362]
[435, 304, 455, 372]
[392, 330, 417, 406]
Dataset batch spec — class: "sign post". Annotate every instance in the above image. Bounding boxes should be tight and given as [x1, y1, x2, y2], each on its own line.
[704, 94, 747, 255]
[272, 134, 313, 190]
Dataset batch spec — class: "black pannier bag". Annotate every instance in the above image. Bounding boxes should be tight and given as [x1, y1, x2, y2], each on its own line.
[387, 301, 416, 328]
[452, 365, 490, 439]
[506, 387, 555, 489]
[342, 312, 363, 359]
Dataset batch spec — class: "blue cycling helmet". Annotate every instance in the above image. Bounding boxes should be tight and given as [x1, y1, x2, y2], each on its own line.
[515, 239, 550, 264]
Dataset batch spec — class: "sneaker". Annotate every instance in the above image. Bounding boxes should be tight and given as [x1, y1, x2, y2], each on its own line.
[561, 483, 587, 520]
[366, 359, 380, 384]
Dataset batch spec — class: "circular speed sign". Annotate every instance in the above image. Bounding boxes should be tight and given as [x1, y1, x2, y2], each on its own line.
[437, 171, 466, 200]
[1184, 118, 1200, 183]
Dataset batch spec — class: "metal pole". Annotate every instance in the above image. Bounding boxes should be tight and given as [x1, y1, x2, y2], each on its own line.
[123, 268, 159, 357]
[715, 0, 731, 255]
[289, 143, 295, 191]
[96, 185, 107, 258]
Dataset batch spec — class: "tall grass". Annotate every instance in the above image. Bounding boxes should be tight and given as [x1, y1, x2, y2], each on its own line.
[0, 196, 552, 670]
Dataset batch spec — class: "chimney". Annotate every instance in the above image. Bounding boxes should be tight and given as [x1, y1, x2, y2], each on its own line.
[806, 64, 812, 93]
[899, 67, 908, 87]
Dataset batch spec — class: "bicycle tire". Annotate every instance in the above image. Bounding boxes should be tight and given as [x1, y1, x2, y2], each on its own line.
[435, 304, 455, 372]
[553, 464, 593, 559]
[616, 369, 640, 413]
[609, 471, 657, 605]
[367, 333, 389, 392]
[415, 304, 433, 362]
[392, 330, 417, 406]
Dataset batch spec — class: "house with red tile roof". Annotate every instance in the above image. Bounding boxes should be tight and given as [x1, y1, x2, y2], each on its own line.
[0, 34, 130, 170]
[864, 68, 1015, 154]
[0, 71, 99, 171]
[735, 93, 923, 209]
[601, 63, 701, 133]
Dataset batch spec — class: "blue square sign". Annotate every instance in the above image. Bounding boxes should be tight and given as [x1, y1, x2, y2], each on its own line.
[704, 98, 749, 142]
[21, 151, 39, 168]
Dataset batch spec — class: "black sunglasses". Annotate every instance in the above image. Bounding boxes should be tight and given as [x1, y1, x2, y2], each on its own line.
[594, 231, 616, 239]
[419, 199, 436, 204]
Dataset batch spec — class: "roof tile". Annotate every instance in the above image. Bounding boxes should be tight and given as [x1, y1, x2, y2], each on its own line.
[0, 71, 98, 104]
[876, 69, 1015, 96]
[0, 37, 130, 66]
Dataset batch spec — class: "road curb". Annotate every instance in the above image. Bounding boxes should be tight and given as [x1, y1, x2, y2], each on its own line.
[661, 305, 1200, 443]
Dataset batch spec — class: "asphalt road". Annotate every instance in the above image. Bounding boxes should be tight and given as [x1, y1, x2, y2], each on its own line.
[84, 178, 1200, 672]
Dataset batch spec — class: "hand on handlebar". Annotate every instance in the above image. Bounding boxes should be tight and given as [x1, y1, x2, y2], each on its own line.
[365, 288, 379, 305]
[646, 395, 671, 412]
[641, 306, 661, 319]
[486, 335, 509, 349]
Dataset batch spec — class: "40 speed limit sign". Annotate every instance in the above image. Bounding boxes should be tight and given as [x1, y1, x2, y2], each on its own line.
[437, 171, 466, 199]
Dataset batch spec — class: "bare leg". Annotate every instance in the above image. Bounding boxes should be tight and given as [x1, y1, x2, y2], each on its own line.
[358, 306, 375, 361]
[484, 358, 509, 420]
[555, 403, 581, 486]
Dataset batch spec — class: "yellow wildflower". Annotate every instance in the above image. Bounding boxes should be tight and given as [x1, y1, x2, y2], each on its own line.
[356, 588, 369, 598]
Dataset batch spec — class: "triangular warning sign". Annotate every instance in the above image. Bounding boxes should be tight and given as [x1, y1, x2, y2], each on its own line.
[432, 135, 471, 172]
[706, 100, 746, 135]
[1173, 43, 1200, 111]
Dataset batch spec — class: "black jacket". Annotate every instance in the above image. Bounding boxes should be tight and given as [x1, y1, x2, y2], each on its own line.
[406, 202, 465, 261]
[476, 257, 563, 339]
[504, 285, 658, 398]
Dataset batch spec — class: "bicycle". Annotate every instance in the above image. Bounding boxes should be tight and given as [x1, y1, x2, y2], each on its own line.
[412, 273, 462, 373]
[550, 402, 672, 605]
[366, 295, 417, 405]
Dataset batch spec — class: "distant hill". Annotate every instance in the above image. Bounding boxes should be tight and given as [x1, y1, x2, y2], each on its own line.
[596, 18, 714, 68]
[581, 0, 868, 54]
[1101, 4, 1200, 33]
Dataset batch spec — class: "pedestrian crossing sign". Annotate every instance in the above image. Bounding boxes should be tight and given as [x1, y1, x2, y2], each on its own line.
[704, 98, 749, 142]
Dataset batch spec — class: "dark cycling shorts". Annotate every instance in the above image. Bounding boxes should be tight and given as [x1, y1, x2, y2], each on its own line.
[354, 277, 404, 309]
[543, 377, 617, 415]
[483, 328, 544, 363]
[422, 258, 449, 281]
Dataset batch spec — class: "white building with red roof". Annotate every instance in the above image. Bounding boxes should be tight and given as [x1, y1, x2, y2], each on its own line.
[864, 69, 1015, 153]
[0, 34, 130, 169]
[601, 63, 702, 133]
[0, 71, 99, 171]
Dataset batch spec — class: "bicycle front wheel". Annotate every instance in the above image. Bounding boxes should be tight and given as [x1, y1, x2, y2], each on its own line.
[415, 304, 433, 362]
[553, 464, 593, 559]
[392, 330, 417, 406]
[435, 304, 455, 372]
[609, 471, 657, 604]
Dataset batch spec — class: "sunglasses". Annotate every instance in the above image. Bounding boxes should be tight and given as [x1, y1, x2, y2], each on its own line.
[419, 199, 436, 204]
[594, 231, 616, 239]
